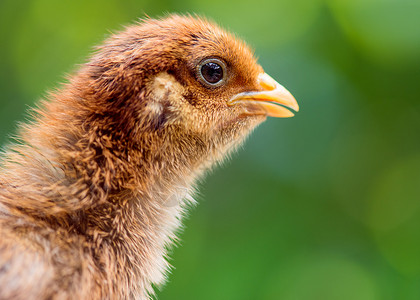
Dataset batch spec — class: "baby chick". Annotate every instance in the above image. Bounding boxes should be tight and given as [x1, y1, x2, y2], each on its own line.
[0, 15, 298, 299]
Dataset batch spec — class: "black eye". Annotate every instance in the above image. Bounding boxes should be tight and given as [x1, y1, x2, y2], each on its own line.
[197, 58, 227, 87]
[201, 62, 223, 83]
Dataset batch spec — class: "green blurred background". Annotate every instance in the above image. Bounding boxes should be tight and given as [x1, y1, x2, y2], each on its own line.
[1, 0, 420, 299]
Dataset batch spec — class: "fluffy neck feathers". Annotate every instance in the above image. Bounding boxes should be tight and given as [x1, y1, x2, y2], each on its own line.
[0, 74, 218, 298]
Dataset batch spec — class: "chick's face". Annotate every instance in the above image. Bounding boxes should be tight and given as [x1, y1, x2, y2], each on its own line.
[136, 17, 298, 150]
[87, 16, 298, 157]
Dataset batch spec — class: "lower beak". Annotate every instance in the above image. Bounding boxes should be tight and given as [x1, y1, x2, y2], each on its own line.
[227, 73, 299, 118]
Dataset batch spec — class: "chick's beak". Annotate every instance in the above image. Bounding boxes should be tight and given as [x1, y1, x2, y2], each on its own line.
[228, 73, 299, 118]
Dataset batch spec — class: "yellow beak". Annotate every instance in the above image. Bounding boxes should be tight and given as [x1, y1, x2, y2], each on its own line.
[227, 73, 299, 118]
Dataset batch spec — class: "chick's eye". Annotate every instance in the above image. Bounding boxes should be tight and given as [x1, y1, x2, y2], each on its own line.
[201, 62, 223, 84]
[197, 58, 227, 87]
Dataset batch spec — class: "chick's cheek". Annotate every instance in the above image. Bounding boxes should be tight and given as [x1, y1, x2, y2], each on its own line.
[144, 73, 184, 126]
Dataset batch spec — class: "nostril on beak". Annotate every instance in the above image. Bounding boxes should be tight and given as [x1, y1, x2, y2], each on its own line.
[257, 73, 277, 91]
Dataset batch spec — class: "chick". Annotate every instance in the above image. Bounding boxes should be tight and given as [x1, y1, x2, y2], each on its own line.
[0, 15, 298, 299]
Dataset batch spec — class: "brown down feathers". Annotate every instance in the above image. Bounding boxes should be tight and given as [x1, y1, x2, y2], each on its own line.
[0, 15, 269, 299]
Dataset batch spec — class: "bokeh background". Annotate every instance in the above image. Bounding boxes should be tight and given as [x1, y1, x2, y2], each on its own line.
[1, 0, 420, 299]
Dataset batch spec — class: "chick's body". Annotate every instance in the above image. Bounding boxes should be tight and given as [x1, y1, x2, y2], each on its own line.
[0, 15, 298, 299]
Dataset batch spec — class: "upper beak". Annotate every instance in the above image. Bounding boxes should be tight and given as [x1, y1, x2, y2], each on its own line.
[227, 73, 299, 118]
